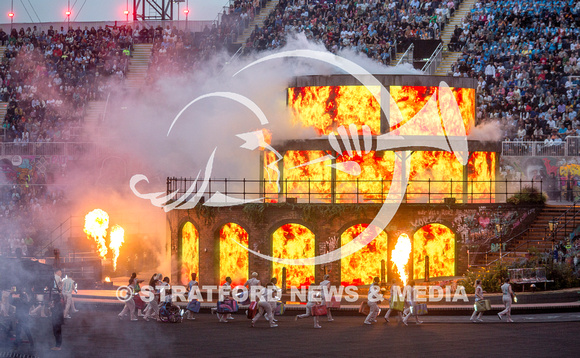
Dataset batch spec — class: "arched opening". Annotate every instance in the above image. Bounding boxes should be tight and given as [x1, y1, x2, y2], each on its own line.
[272, 223, 315, 288]
[340, 224, 388, 286]
[181, 222, 199, 285]
[219, 223, 249, 286]
[413, 223, 455, 280]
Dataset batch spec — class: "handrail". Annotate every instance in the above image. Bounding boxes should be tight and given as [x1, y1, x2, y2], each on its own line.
[34, 216, 73, 257]
[0, 142, 99, 157]
[397, 43, 414, 66]
[551, 199, 580, 241]
[421, 42, 444, 75]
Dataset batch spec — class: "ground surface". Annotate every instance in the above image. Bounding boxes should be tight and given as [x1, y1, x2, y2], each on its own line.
[2, 309, 580, 358]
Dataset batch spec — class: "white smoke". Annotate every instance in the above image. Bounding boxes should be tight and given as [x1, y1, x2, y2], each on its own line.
[468, 120, 503, 141]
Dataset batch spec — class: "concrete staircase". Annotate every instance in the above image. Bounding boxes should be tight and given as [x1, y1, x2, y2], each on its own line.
[433, 0, 477, 75]
[472, 205, 579, 266]
[234, 0, 280, 47]
[0, 46, 6, 134]
[84, 101, 107, 126]
[125, 43, 153, 90]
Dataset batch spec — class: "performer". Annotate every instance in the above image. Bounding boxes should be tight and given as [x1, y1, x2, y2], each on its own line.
[62, 274, 78, 319]
[295, 287, 322, 328]
[243, 272, 261, 304]
[470, 279, 484, 322]
[217, 277, 234, 323]
[319, 274, 334, 322]
[384, 279, 403, 323]
[364, 277, 381, 325]
[402, 280, 423, 325]
[186, 273, 199, 320]
[498, 278, 515, 323]
[251, 282, 278, 328]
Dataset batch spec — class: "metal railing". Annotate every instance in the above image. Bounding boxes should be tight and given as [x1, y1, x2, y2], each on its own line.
[421, 42, 444, 75]
[0, 142, 100, 157]
[502, 137, 579, 156]
[166, 177, 545, 205]
[397, 43, 414, 66]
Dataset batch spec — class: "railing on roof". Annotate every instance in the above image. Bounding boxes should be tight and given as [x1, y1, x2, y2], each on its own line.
[421, 42, 444, 75]
[166, 177, 544, 205]
[397, 43, 414, 66]
[502, 137, 580, 156]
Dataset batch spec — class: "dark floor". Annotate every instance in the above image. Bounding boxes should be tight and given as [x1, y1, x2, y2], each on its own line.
[2, 310, 580, 358]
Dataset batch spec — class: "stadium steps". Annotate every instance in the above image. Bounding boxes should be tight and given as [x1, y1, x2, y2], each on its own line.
[433, 0, 477, 75]
[83, 101, 107, 130]
[472, 205, 577, 266]
[0, 45, 6, 59]
[0, 102, 7, 140]
[234, 0, 281, 47]
[434, 51, 462, 76]
[125, 43, 154, 90]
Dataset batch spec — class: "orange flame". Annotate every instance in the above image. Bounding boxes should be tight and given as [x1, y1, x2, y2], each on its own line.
[389, 86, 475, 135]
[336, 151, 395, 203]
[288, 86, 381, 135]
[413, 224, 455, 279]
[84, 209, 109, 258]
[391, 233, 412, 285]
[468, 152, 496, 203]
[109, 225, 125, 271]
[181, 222, 200, 285]
[104, 276, 111, 283]
[340, 224, 388, 286]
[407, 151, 464, 203]
[219, 223, 249, 286]
[272, 224, 315, 288]
[283, 150, 332, 202]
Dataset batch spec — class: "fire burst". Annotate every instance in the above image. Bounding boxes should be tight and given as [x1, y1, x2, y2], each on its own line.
[109, 225, 125, 271]
[84, 209, 109, 258]
[391, 234, 412, 285]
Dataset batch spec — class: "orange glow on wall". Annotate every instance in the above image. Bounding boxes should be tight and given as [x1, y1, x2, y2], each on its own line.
[413, 224, 455, 279]
[340, 224, 388, 286]
[467, 152, 496, 203]
[181, 222, 199, 285]
[264, 151, 279, 203]
[272, 224, 315, 288]
[389, 86, 474, 136]
[220, 223, 249, 286]
[288, 86, 381, 135]
[335, 151, 394, 203]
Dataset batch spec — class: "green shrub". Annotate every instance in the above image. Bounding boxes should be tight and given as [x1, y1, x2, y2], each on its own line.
[507, 186, 547, 205]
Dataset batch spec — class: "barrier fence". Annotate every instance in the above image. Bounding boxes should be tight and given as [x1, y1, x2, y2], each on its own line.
[0, 142, 100, 157]
[166, 177, 548, 204]
[502, 136, 580, 156]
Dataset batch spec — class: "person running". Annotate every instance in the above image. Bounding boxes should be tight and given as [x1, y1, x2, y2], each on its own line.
[402, 280, 423, 325]
[217, 277, 234, 323]
[470, 279, 485, 323]
[384, 279, 403, 323]
[498, 278, 515, 323]
[295, 287, 322, 329]
[62, 274, 78, 319]
[186, 273, 199, 320]
[319, 274, 334, 322]
[251, 282, 278, 328]
[118, 273, 140, 321]
[144, 274, 162, 322]
[364, 277, 381, 325]
[243, 272, 260, 305]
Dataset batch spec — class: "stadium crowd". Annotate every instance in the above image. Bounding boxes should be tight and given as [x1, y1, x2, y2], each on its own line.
[243, 0, 463, 66]
[448, 0, 580, 142]
[0, 25, 132, 143]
